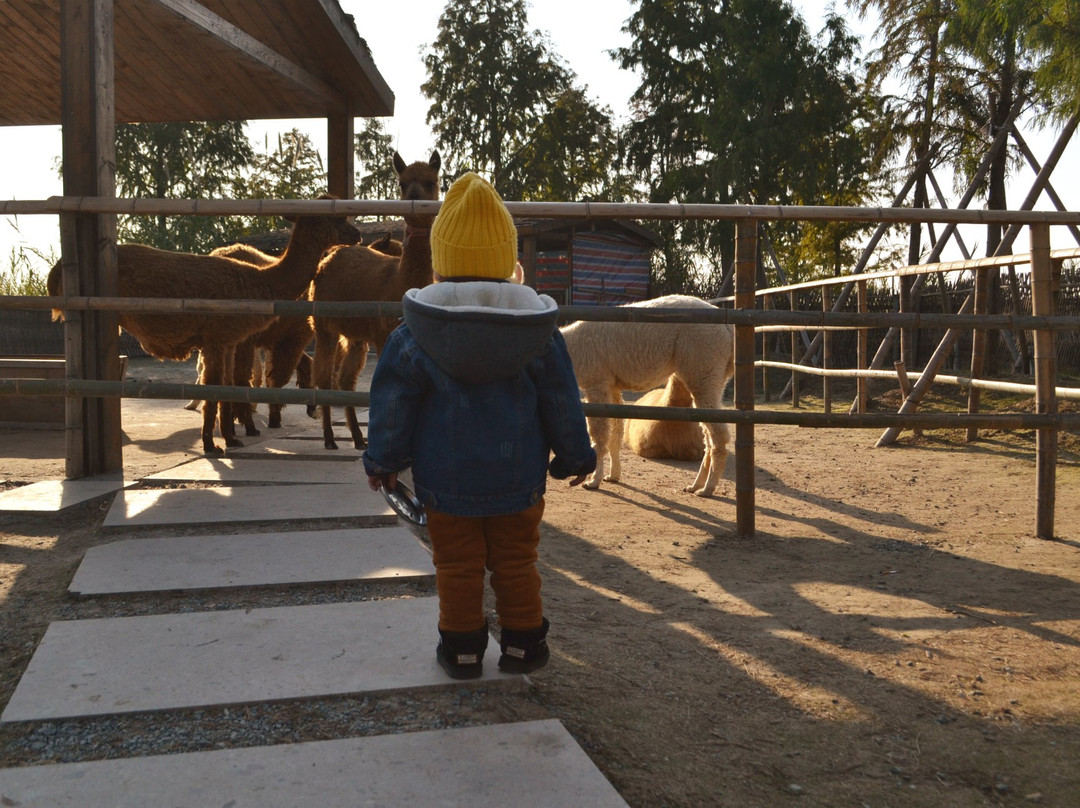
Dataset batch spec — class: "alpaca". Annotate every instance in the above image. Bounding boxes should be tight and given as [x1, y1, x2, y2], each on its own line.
[310, 151, 441, 450]
[559, 294, 734, 496]
[625, 375, 706, 462]
[48, 201, 361, 455]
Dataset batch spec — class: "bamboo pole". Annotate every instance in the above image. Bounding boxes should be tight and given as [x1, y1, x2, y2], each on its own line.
[822, 287, 832, 413]
[856, 280, 868, 414]
[734, 219, 758, 538]
[1030, 223, 1058, 540]
[876, 295, 975, 447]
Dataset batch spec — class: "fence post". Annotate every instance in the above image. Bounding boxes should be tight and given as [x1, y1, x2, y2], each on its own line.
[856, 279, 868, 414]
[735, 219, 758, 538]
[1030, 223, 1057, 539]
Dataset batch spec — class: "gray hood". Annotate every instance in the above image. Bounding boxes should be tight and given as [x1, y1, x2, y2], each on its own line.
[402, 282, 560, 384]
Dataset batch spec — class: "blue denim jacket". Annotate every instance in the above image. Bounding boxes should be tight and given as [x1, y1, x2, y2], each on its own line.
[362, 281, 597, 517]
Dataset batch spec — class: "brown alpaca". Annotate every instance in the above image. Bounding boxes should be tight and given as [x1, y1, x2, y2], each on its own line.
[626, 376, 705, 461]
[48, 202, 361, 455]
[310, 151, 441, 450]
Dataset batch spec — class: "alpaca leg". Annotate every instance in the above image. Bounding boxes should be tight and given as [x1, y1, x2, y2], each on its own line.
[221, 347, 243, 447]
[265, 335, 310, 429]
[694, 421, 730, 497]
[199, 348, 227, 455]
[313, 329, 339, 450]
[605, 390, 625, 483]
[583, 414, 609, 490]
[336, 342, 368, 450]
[184, 351, 204, 411]
[232, 338, 259, 437]
[295, 352, 316, 419]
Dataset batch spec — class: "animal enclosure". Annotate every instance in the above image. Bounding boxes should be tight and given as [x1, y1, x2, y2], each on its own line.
[2, 196, 1079, 541]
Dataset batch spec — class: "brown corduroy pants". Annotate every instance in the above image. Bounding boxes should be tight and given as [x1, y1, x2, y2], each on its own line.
[426, 499, 546, 633]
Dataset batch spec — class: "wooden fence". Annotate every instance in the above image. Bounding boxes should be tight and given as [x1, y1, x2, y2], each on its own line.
[2, 195, 1080, 540]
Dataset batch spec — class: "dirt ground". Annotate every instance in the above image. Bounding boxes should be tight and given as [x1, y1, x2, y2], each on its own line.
[2, 357, 1080, 807]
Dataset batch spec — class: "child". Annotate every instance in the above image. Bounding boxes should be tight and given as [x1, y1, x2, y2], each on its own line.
[362, 172, 596, 679]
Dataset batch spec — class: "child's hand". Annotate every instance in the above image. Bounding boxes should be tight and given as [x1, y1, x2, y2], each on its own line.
[567, 474, 589, 487]
[367, 472, 398, 492]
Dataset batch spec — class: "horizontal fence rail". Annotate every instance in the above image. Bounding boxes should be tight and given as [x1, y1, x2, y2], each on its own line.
[2, 378, 1078, 431]
[5, 195, 1080, 227]
[7, 295, 1080, 332]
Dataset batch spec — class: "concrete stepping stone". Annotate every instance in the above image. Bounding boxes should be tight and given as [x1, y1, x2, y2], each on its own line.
[1, 598, 521, 723]
[142, 457, 364, 484]
[224, 438, 363, 460]
[69, 527, 433, 595]
[0, 477, 129, 513]
[103, 482, 392, 527]
[0, 719, 629, 807]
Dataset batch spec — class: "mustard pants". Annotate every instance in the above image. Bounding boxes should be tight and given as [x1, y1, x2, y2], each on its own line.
[427, 499, 546, 633]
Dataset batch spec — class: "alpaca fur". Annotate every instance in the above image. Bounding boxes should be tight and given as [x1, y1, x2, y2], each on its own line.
[310, 151, 441, 450]
[626, 375, 706, 462]
[560, 294, 734, 496]
[48, 201, 361, 455]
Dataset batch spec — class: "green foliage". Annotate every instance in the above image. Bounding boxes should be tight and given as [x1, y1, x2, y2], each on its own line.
[616, 0, 882, 289]
[244, 128, 328, 230]
[1, 243, 53, 296]
[422, 0, 572, 186]
[1025, 0, 1080, 122]
[353, 118, 400, 204]
[115, 122, 255, 252]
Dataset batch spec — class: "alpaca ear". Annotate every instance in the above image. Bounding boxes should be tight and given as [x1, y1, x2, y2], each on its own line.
[429, 151, 441, 172]
[392, 151, 406, 175]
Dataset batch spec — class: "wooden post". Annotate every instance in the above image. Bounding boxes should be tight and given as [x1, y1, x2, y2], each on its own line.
[856, 279, 868, 414]
[789, 290, 799, 408]
[59, 0, 122, 478]
[822, 286, 832, 413]
[326, 108, 355, 200]
[761, 294, 772, 402]
[967, 265, 990, 441]
[734, 219, 758, 538]
[1030, 223, 1057, 539]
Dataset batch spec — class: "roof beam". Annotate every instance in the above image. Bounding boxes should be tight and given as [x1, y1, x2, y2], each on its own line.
[148, 0, 344, 106]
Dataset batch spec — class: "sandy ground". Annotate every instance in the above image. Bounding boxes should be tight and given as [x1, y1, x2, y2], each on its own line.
[2, 356, 1080, 806]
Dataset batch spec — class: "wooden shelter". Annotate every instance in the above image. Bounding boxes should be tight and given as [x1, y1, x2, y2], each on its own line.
[344, 217, 663, 305]
[0, 0, 394, 478]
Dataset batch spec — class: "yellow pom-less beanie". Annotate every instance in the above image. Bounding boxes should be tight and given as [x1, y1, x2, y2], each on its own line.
[431, 172, 518, 280]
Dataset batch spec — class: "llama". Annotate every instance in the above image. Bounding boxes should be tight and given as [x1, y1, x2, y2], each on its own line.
[626, 375, 706, 462]
[559, 294, 734, 496]
[48, 201, 361, 455]
[309, 151, 441, 450]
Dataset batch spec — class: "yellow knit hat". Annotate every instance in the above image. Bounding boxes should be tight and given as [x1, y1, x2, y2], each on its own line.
[431, 172, 518, 280]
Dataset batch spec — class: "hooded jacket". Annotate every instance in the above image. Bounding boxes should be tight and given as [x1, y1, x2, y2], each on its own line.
[362, 281, 597, 517]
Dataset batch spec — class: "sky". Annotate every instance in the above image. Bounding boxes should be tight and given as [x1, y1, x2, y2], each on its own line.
[3, 0, 1078, 273]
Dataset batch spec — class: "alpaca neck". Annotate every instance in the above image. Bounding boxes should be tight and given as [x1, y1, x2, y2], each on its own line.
[400, 224, 434, 288]
[263, 221, 328, 297]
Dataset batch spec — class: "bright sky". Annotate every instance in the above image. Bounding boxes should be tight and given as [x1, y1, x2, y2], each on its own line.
[2, 0, 1077, 273]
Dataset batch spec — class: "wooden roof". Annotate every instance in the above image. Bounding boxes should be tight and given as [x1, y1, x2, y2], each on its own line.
[0, 0, 394, 126]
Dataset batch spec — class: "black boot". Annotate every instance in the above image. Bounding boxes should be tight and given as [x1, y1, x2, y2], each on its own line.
[498, 617, 550, 674]
[436, 625, 489, 680]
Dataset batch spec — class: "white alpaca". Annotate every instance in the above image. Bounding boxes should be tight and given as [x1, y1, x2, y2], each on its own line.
[560, 295, 735, 496]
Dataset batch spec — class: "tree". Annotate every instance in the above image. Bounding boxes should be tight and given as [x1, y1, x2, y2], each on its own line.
[115, 122, 254, 252]
[616, 0, 880, 288]
[1027, 0, 1080, 121]
[353, 118, 399, 204]
[244, 128, 327, 230]
[421, 0, 573, 186]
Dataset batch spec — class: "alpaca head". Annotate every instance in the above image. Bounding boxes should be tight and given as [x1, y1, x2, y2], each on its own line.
[393, 151, 441, 227]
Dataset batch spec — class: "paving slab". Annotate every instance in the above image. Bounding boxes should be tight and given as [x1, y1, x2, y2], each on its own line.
[69, 526, 434, 595]
[141, 457, 365, 484]
[0, 719, 629, 807]
[224, 438, 364, 460]
[103, 482, 392, 527]
[0, 477, 130, 513]
[1, 598, 522, 723]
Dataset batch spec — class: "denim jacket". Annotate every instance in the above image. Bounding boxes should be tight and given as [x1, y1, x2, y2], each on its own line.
[362, 281, 597, 517]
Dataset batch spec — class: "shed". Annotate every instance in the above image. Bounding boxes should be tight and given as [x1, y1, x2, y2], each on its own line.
[347, 217, 662, 304]
[1, 0, 394, 477]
